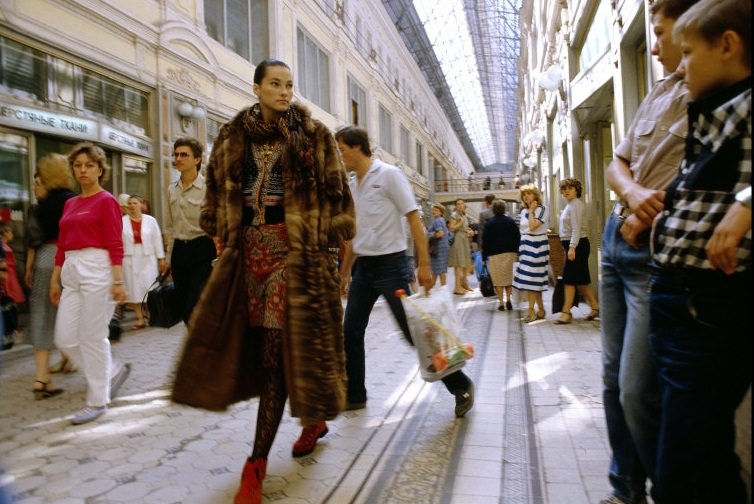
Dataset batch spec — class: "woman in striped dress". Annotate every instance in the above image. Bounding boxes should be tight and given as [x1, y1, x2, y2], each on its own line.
[512, 184, 549, 322]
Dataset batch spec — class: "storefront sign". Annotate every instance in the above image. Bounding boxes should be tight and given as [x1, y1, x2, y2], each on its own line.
[0, 102, 154, 158]
[100, 125, 153, 157]
[0, 103, 98, 140]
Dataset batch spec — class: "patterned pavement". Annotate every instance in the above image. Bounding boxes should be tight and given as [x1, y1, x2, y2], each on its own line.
[0, 274, 613, 504]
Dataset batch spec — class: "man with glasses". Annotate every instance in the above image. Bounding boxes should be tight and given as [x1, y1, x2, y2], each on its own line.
[166, 137, 215, 324]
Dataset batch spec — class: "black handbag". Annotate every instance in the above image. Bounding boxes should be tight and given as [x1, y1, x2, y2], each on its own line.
[551, 276, 578, 314]
[142, 273, 181, 328]
[479, 264, 496, 297]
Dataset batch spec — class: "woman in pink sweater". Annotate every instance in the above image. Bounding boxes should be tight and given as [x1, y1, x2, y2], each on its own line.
[49, 142, 131, 425]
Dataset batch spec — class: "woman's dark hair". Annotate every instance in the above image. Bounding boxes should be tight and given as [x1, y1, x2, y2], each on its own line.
[559, 177, 583, 198]
[68, 142, 110, 184]
[253, 59, 291, 85]
[334, 126, 372, 157]
[173, 137, 205, 171]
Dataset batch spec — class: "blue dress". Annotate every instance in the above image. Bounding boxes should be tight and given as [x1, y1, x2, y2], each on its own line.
[427, 216, 450, 275]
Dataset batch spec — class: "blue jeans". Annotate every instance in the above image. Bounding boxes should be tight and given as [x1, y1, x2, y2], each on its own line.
[649, 267, 751, 503]
[344, 252, 470, 403]
[600, 214, 659, 502]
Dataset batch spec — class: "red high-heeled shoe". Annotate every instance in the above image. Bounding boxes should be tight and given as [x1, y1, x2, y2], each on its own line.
[292, 421, 328, 457]
[234, 457, 267, 504]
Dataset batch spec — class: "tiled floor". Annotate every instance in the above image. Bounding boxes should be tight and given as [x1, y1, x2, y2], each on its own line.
[0, 275, 615, 503]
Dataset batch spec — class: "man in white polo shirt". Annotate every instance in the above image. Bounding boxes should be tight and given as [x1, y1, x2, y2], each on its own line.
[334, 126, 474, 417]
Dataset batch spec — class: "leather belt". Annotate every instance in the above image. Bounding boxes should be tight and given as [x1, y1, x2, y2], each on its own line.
[613, 202, 633, 219]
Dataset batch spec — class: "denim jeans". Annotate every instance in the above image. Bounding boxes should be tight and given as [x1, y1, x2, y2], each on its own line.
[649, 268, 751, 503]
[600, 214, 659, 502]
[344, 252, 471, 403]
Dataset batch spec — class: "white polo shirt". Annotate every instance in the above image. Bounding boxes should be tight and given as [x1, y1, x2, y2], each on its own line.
[349, 159, 417, 256]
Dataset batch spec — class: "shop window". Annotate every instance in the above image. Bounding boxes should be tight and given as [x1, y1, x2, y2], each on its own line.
[204, 0, 270, 64]
[400, 125, 410, 166]
[123, 156, 151, 213]
[205, 116, 225, 156]
[0, 132, 30, 263]
[577, 1, 611, 74]
[347, 75, 366, 127]
[0, 38, 45, 100]
[0, 36, 149, 136]
[378, 104, 393, 154]
[82, 70, 149, 135]
[297, 27, 331, 112]
[416, 141, 424, 177]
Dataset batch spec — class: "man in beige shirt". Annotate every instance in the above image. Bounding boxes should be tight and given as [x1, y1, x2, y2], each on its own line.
[166, 137, 215, 324]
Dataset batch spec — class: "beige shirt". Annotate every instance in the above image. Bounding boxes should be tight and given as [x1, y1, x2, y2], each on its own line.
[166, 174, 208, 254]
[614, 73, 689, 191]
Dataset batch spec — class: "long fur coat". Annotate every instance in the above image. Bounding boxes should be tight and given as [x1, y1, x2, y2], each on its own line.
[196, 102, 355, 420]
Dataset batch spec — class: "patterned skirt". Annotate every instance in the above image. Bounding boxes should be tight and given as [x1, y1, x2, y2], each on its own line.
[512, 233, 549, 292]
[488, 252, 517, 287]
[243, 224, 287, 329]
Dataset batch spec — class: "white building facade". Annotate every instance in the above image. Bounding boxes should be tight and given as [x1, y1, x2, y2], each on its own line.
[0, 0, 473, 254]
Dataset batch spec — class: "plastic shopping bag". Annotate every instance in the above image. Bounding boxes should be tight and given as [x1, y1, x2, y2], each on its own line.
[395, 288, 474, 382]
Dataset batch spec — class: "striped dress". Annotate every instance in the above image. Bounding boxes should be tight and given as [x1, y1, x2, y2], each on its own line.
[512, 205, 549, 292]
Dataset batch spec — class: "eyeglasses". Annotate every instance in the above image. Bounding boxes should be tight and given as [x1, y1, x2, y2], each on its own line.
[0, 268, 7, 272]
[174, 152, 192, 159]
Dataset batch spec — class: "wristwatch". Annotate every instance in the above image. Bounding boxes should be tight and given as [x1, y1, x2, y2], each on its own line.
[735, 186, 751, 209]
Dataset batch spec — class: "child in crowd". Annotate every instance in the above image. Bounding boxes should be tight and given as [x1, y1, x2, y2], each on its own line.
[648, 0, 751, 502]
[0, 224, 25, 305]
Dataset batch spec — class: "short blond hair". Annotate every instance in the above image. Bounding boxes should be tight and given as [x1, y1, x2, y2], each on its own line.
[37, 153, 74, 190]
[519, 183, 543, 205]
[68, 142, 111, 184]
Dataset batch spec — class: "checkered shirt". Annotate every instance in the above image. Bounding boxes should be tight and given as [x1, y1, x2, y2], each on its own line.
[652, 80, 751, 272]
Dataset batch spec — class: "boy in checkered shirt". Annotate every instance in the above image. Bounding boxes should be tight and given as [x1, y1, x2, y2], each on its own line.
[648, 0, 751, 502]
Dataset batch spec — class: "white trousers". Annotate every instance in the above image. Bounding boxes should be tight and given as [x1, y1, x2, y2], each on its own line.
[54, 248, 115, 407]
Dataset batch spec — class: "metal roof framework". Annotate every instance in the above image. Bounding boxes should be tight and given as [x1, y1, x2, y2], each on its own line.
[383, 0, 521, 172]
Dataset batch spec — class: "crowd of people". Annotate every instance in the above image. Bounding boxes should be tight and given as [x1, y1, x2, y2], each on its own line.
[2, 4, 750, 499]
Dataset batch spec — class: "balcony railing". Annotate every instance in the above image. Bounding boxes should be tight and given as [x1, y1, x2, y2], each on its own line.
[432, 176, 516, 194]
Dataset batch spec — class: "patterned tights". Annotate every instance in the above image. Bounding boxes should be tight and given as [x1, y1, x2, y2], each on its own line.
[250, 328, 287, 459]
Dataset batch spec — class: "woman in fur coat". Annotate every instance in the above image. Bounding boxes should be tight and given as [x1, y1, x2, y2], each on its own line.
[200, 59, 355, 504]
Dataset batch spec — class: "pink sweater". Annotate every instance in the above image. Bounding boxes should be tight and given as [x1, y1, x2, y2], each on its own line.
[55, 191, 124, 266]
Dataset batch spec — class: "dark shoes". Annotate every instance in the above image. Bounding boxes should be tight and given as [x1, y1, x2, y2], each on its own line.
[506, 300, 513, 310]
[345, 399, 367, 411]
[292, 421, 329, 457]
[497, 304, 506, 311]
[32, 380, 63, 400]
[454, 382, 475, 417]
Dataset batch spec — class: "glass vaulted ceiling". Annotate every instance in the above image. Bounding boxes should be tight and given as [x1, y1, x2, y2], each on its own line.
[383, 0, 521, 172]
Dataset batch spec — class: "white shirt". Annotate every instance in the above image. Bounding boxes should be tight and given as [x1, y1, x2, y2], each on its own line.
[349, 159, 417, 256]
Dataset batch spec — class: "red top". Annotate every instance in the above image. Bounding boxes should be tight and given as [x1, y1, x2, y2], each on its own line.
[130, 219, 142, 244]
[2, 243, 25, 303]
[55, 191, 124, 266]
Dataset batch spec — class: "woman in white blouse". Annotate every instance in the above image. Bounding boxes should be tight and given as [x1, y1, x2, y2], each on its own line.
[122, 195, 167, 329]
[555, 178, 599, 324]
